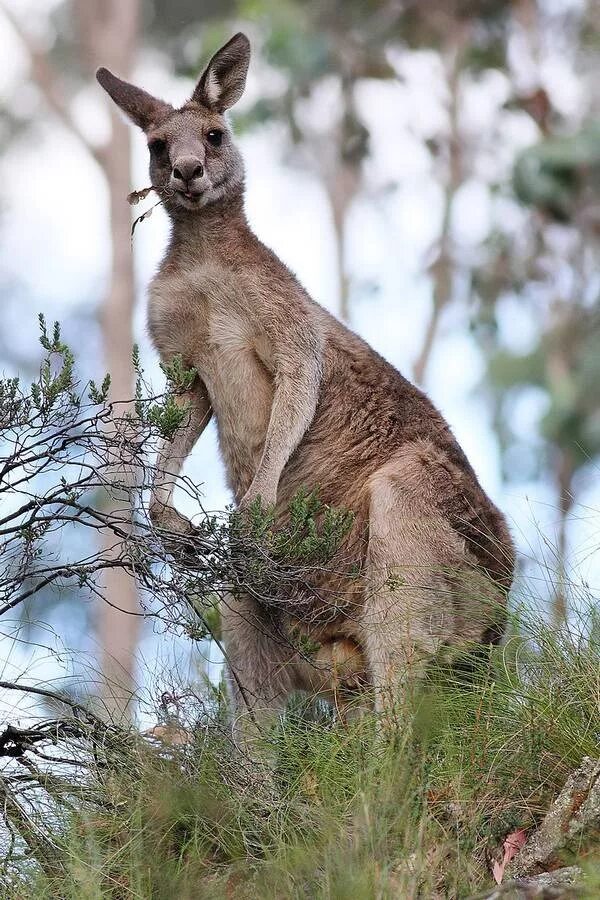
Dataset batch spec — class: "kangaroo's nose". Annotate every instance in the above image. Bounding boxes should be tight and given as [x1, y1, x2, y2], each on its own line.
[171, 157, 204, 184]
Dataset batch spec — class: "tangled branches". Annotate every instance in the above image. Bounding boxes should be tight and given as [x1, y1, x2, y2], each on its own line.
[0, 317, 356, 885]
[1, 316, 353, 637]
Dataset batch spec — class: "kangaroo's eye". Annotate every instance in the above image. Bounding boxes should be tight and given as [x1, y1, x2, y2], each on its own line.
[148, 138, 166, 155]
[207, 129, 223, 147]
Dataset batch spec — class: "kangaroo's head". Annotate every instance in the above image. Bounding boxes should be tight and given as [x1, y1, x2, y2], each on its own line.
[96, 33, 250, 215]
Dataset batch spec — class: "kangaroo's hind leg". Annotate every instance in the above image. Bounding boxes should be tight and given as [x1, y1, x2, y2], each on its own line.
[221, 593, 319, 747]
[361, 444, 502, 726]
[221, 596, 371, 746]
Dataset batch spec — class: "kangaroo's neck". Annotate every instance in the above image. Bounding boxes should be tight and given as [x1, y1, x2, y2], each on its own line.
[163, 187, 251, 268]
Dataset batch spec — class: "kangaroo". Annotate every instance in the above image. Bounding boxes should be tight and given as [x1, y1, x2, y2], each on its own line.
[97, 33, 514, 732]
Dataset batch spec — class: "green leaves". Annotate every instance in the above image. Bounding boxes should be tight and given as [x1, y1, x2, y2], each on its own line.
[9, 318, 201, 444]
[88, 374, 111, 404]
[133, 347, 198, 440]
[284, 486, 355, 565]
[513, 122, 600, 223]
[146, 394, 189, 440]
[0, 375, 24, 426]
[160, 354, 198, 394]
[232, 486, 354, 570]
[38, 314, 68, 354]
[30, 316, 75, 413]
[228, 488, 356, 615]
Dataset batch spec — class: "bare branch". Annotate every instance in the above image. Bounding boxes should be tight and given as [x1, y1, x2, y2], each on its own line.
[0, 682, 105, 729]
[0, 775, 64, 881]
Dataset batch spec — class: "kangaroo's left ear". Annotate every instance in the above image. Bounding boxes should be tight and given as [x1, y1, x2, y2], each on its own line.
[96, 68, 172, 130]
[192, 32, 250, 112]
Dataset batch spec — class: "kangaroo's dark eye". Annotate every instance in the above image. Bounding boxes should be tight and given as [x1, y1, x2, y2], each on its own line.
[206, 129, 223, 147]
[148, 138, 166, 155]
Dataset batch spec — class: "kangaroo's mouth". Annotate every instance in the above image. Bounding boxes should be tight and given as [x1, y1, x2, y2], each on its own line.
[173, 178, 227, 210]
[168, 188, 205, 212]
[180, 190, 202, 203]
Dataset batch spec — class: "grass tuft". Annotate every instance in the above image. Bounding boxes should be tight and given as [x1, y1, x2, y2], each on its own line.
[6, 605, 600, 899]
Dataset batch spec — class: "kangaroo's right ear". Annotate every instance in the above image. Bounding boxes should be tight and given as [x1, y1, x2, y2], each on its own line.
[96, 68, 172, 130]
[192, 32, 250, 111]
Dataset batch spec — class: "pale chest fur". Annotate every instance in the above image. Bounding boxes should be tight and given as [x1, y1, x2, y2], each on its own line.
[147, 264, 274, 495]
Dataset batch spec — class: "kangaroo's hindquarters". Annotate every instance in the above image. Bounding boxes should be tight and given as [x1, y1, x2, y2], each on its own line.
[222, 441, 512, 737]
[360, 442, 509, 720]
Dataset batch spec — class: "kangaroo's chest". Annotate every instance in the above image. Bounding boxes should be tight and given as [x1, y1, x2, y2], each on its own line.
[148, 266, 274, 491]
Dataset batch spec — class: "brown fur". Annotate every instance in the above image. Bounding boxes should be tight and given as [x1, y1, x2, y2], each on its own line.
[97, 34, 515, 732]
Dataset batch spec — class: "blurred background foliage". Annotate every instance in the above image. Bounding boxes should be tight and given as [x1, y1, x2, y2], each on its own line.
[0, 0, 599, 706]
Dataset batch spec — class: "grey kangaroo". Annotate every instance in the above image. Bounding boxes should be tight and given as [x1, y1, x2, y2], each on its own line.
[97, 33, 514, 733]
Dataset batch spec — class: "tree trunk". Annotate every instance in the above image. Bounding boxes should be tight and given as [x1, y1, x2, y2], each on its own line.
[3, 0, 143, 718]
[553, 449, 574, 628]
[324, 161, 360, 322]
[320, 74, 363, 323]
[74, 0, 141, 719]
[412, 24, 468, 386]
[96, 105, 140, 720]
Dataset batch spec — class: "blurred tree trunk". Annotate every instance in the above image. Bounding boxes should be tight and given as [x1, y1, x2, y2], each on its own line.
[413, 22, 469, 385]
[318, 77, 364, 323]
[323, 77, 363, 322]
[3, 0, 142, 718]
[545, 318, 577, 629]
[554, 449, 574, 627]
[74, 0, 141, 719]
[323, 161, 358, 323]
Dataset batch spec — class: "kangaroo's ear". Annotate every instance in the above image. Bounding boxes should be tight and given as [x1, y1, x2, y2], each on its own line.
[96, 68, 172, 130]
[192, 32, 250, 112]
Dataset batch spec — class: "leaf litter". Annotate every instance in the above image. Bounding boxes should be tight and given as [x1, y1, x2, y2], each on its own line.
[492, 828, 528, 884]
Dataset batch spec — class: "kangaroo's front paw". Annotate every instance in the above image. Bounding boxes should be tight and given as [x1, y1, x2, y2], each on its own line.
[150, 502, 192, 535]
[149, 503, 203, 561]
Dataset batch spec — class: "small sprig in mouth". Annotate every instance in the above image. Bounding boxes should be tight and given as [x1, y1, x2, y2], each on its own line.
[126, 177, 224, 236]
[128, 186, 155, 206]
[127, 185, 174, 240]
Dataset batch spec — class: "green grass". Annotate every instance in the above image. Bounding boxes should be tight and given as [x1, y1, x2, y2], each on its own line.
[6, 607, 600, 899]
